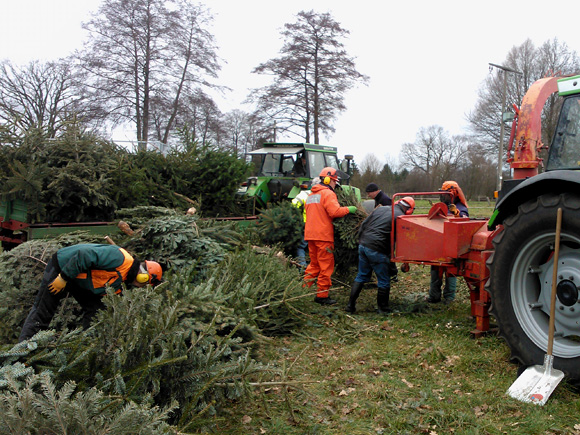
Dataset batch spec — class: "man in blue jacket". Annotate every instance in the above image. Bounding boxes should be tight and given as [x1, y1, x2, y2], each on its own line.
[345, 197, 415, 314]
[19, 243, 162, 341]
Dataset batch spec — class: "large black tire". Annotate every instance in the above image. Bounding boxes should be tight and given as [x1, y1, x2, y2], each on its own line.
[487, 193, 580, 382]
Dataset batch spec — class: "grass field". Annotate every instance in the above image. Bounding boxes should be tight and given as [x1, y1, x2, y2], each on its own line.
[216, 201, 580, 434]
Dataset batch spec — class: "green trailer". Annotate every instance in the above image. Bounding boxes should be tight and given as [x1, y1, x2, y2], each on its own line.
[0, 199, 120, 249]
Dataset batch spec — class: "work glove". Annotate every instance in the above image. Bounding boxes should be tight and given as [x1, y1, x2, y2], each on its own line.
[48, 274, 67, 294]
[347, 206, 357, 214]
[448, 204, 460, 217]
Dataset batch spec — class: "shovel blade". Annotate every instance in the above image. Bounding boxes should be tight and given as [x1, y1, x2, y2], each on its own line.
[507, 357, 565, 405]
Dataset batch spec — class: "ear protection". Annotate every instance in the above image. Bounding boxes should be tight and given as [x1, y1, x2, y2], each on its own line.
[323, 175, 331, 185]
[136, 265, 149, 283]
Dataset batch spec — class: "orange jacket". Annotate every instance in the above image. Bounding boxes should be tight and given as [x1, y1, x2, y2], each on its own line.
[304, 184, 349, 242]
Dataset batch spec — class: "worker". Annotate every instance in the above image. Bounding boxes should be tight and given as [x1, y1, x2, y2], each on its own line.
[346, 197, 415, 314]
[365, 183, 397, 281]
[427, 181, 469, 304]
[365, 183, 392, 207]
[292, 153, 307, 176]
[291, 177, 321, 268]
[304, 167, 357, 305]
[19, 243, 162, 342]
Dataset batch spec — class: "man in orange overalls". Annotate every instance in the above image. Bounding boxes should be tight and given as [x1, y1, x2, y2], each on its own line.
[304, 167, 357, 305]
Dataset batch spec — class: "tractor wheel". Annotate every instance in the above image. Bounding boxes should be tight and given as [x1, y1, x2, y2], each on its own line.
[487, 192, 580, 382]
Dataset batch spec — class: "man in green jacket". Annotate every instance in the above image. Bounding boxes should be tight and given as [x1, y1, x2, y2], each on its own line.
[19, 244, 162, 342]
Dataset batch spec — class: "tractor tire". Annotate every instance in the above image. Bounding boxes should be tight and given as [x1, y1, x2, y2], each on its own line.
[487, 192, 580, 382]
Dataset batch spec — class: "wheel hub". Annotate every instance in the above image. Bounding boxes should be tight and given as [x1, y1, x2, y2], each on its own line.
[556, 279, 578, 307]
[537, 245, 580, 339]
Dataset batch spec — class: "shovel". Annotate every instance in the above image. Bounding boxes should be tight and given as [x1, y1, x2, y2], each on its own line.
[507, 207, 565, 405]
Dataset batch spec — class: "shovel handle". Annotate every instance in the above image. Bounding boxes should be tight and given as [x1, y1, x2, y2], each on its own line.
[547, 208, 563, 356]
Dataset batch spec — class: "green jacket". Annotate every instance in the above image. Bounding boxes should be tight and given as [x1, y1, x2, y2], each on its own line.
[56, 244, 136, 295]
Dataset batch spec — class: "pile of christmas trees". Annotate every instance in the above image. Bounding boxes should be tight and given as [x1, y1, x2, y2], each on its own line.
[0, 208, 315, 433]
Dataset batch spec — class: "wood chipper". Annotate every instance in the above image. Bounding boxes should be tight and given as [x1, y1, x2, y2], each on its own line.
[390, 74, 580, 384]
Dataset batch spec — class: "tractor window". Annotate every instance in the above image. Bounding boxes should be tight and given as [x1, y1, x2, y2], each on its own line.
[547, 95, 580, 171]
[281, 156, 295, 173]
[261, 154, 282, 175]
[249, 154, 264, 176]
[325, 154, 340, 169]
[307, 152, 326, 177]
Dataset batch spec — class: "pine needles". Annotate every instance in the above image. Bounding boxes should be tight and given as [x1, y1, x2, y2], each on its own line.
[0, 201, 360, 432]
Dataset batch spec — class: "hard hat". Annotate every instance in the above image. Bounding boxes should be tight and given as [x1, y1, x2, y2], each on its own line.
[397, 196, 415, 215]
[146, 260, 163, 285]
[440, 181, 468, 208]
[440, 181, 459, 194]
[319, 167, 338, 185]
[136, 260, 163, 285]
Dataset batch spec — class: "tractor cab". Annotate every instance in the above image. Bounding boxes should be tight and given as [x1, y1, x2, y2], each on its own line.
[237, 143, 358, 213]
[547, 76, 580, 171]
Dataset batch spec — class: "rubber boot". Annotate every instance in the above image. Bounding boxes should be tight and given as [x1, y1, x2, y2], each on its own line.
[427, 267, 442, 303]
[376, 287, 391, 314]
[345, 281, 364, 313]
[443, 276, 457, 304]
[389, 261, 398, 283]
[314, 296, 337, 305]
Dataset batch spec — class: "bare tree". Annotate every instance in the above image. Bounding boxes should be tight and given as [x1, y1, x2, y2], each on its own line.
[467, 38, 580, 156]
[0, 60, 85, 138]
[355, 153, 382, 190]
[172, 89, 224, 147]
[79, 0, 220, 149]
[457, 142, 497, 200]
[249, 10, 368, 144]
[221, 109, 275, 156]
[400, 126, 466, 190]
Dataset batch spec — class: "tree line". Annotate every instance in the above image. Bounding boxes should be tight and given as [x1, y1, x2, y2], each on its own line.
[1, 0, 579, 203]
[353, 37, 580, 198]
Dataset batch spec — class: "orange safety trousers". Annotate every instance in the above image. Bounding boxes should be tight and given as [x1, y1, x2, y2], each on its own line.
[304, 240, 335, 298]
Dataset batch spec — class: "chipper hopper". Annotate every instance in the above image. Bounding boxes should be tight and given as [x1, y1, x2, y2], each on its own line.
[390, 192, 499, 335]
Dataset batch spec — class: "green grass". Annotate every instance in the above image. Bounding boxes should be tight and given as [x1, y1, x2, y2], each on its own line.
[215, 270, 580, 434]
[213, 201, 580, 434]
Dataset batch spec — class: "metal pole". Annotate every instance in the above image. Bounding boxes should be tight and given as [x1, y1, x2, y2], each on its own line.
[488, 63, 523, 191]
[497, 71, 507, 191]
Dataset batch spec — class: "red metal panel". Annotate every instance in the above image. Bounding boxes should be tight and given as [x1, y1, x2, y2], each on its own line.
[443, 219, 488, 258]
[394, 215, 488, 263]
[395, 214, 448, 263]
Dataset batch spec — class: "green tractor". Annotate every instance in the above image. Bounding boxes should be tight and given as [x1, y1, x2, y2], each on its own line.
[236, 143, 360, 214]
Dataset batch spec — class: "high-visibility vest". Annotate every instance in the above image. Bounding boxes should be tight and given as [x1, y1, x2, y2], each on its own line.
[292, 190, 310, 222]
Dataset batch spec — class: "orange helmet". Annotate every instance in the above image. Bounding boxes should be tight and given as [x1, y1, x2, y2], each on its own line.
[319, 167, 338, 184]
[396, 196, 415, 215]
[440, 181, 468, 208]
[139, 260, 163, 286]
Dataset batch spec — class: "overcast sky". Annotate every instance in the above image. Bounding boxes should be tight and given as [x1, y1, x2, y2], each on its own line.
[1, 0, 579, 166]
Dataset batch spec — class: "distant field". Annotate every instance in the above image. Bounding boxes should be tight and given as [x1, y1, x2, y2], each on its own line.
[411, 199, 495, 219]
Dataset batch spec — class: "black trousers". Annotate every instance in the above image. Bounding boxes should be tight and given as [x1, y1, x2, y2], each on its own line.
[19, 259, 105, 342]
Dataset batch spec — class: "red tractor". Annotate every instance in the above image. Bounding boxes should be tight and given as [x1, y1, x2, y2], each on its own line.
[391, 74, 580, 382]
